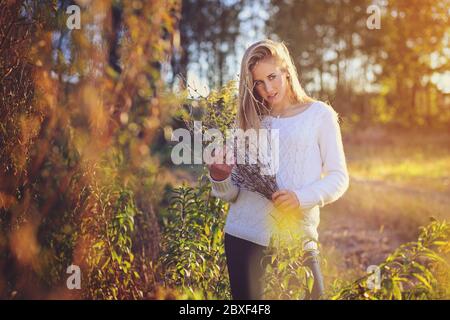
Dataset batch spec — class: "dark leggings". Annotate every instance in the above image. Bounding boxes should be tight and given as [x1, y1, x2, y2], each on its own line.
[224, 232, 324, 300]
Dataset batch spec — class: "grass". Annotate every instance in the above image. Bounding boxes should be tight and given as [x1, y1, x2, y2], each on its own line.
[344, 129, 450, 192]
[319, 129, 450, 293]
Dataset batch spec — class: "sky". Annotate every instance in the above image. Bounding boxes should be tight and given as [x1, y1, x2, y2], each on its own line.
[185, 0, 270, 98]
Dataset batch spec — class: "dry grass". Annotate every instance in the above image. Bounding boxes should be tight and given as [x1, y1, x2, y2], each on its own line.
[320, 129, 450, 287]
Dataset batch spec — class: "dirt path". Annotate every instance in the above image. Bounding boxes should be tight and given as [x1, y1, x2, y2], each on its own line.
[320, 213, 404, 272]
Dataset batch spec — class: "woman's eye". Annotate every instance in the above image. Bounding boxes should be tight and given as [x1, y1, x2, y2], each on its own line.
[255, 81, 263, 87]
[269, 74, 276, 80]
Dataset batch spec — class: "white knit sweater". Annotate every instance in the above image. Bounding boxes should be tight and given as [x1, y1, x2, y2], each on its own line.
[209, 101, 349, 250]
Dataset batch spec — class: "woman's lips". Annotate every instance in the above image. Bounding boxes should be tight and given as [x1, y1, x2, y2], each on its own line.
[268, 93, 278, 100]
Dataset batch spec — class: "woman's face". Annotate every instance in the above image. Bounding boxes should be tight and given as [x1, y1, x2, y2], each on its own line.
[251, 58, 291, 110]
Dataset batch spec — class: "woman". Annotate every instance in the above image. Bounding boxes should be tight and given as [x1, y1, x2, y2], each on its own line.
[207, 39, 349, 300]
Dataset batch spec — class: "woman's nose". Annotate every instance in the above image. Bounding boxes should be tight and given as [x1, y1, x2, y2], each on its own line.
[264, 82, 274, 93]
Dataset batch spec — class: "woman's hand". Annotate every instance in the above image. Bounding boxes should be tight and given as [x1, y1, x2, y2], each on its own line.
[272, 189, 301, 213]
[207, 147, 234, 181]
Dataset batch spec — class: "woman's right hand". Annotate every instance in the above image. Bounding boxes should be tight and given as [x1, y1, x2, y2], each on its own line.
[207, 147, 234, 181]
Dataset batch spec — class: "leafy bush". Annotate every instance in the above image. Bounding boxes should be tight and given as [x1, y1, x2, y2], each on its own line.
[159, 173, 231, 299]
[159, 173, 324, 300]
[78, 151, 144, 299]
[262, 237, 317, 300]
[178, 79, 238, 140]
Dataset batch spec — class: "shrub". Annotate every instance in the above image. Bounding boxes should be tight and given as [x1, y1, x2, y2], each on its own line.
[332, 219, 450, 300]
[159, 173, 231, 299]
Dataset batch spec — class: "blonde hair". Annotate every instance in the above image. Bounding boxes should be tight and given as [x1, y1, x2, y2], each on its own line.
[237, 39, 315, 130]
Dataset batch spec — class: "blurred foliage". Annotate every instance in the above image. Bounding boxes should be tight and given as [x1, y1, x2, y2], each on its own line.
[268, 0, 450, 129]
[179, 79, 238, 135]
[0, 0, 182, 299]
[170, 0, 244, 88]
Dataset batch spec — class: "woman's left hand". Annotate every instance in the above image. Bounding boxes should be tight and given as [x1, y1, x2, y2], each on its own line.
[271, 189, 301, 212]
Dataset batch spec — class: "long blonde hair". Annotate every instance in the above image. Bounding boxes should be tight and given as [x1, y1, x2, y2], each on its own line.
[237, 39, 315, 130]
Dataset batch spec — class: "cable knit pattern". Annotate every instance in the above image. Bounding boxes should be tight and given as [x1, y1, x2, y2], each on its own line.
[209, 101, 349, 250]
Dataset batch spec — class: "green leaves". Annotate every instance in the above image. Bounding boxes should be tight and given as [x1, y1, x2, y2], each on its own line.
[159, 175, 231, 299]
[334, 220, 449, 300]
[79, 171, 146, 299]
[262, 236, 314, 300]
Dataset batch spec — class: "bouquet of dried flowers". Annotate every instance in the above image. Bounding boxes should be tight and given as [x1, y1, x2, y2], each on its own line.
[178, 78, 279, 200]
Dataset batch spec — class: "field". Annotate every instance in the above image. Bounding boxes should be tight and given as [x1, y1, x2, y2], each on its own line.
[320, 129, 450, 290]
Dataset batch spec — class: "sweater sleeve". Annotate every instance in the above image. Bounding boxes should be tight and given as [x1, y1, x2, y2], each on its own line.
[208, 172, 240, 203]
[293, 105, 349, 210]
